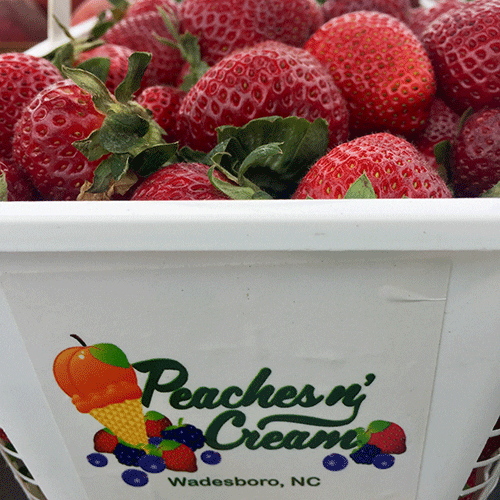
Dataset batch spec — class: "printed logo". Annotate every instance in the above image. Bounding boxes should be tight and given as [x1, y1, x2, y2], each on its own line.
[53, 336, 407, 488]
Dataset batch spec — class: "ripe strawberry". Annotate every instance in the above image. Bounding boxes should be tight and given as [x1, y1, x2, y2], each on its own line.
[413, 98, 460, 173]
[304, 10, 436, 138]
[12, 79, 106, 201]
[160, 441, 197, 472]
[176, 41, 349, 152]
[0, 157, 41, 201]
[292, 132, 452, 199]
[406, 0, 465, 39]
[144, 411, 172, 438]
[125, 0, 179, 19]
[71, 0, 114, 26]
[102, 10, 184, 87]
[421, 0, 500, 114]
[321, 0, 411, 24]
[0, 53, 63, 163]
[93, 428, 119, 453]
[450, 107, 500, 197]
[135, 85, 186, 143]
[179, 0, 323, 66]
[366, 421, 406, 455]
[75, 43, 135, 93]
[131, 163, 231, 200]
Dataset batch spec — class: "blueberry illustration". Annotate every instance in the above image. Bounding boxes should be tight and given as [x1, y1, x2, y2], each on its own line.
[138, 454, 166, 473]
[200, 450, 222, 465]
[122, 469, 149, 487]
[350, 444, 382, 464]
[323, 453, 348, 471]
[148, 437, 163, 446]
[373, 454, 395, 469]
[87, 453, 108, 467]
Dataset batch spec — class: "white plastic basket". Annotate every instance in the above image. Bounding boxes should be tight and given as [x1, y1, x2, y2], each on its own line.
[1, 2, 500, 500]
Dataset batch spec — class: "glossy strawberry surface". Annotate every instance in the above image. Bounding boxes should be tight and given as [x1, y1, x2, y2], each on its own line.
[292, 132, 452, 199]
[421, 0, 500, 114]
[179, 0, 323, 66]
[322, 0, 411, 24]
[305, 11, 436, 138]
[176, 41, 349, 152]
[12, 80, 106, 201]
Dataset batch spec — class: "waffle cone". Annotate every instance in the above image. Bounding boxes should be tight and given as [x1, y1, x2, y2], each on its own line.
[89, 398, 148, 446]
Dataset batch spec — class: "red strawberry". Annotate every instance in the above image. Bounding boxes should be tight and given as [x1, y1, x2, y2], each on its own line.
[421, 0, 500, 115]
[12, 79, 106, 201]
[305, 10, 436, 139]
[321, 0, 411, 24]
[93, 428, 119, 453]
[125, 0, 179, 19]
[160, 441, 197, 472]
[135, 85, 186, 143]
[366, 421, 406, 455]
[131, 163, 231, 200]
[102, 10, 184, 87]
[413, 97, 460, 173]
[0, 428, 10, 444]
[179, 0, 323, 66]
[144, 411, 172, 438]
[0, 53, 63, 164]
[71, 0, 114, 26]
[406, 0, 465, 39]
[292, 132, 452, 199]
[450, 107, 500, 197]
[75, 43, 135, 94]
[0, 157, 41, 201]
[176, 41, 349, 152]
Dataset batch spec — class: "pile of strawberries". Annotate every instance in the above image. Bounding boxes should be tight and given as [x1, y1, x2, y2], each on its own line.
[0, 0, 499, 201]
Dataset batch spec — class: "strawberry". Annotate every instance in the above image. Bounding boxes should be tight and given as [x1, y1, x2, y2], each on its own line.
[366, 421, 406, 455]
[135, 85, 186, 143]
[421, 0, 500, 115]
[144, 411, 172, 438]
[159, 440, 197, 472]
[74, 43, 135, 93]
[412, 97, 460, 174]
[125, 0, 179, 19]
[71, 0, 114, 26]
[321, 0, 411, 24]
[178, 0, 323, 66]
[131, 163, 232, 200]
[0, 157, 41, 201]
[304, 10, 436, 139]
[176, 41, 349, 152]
[406, 0, 465, 39]
[11, 79, 106, 201]
[292, 132, 452, 199]
[0, 53, 63, 164]
[450, 107, 500, 197]
[102, 9, 184, 87]
[93, 428, 119, 453]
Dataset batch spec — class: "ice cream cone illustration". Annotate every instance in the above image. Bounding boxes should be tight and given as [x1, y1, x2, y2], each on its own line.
[53, 335, 148, 446]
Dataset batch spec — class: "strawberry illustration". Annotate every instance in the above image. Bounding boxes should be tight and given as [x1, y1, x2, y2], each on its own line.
[421, 0, 500, 114]
[178, 0, 323, 66]
[159, 440, 197, 472]
[366, 421, 407, 455]
[176, 40, 348, 152]
[292, 132, 452, 199]
[93, 428, 119, 453]
[305, 10, 436, 138]
[144, 411, 172, 438]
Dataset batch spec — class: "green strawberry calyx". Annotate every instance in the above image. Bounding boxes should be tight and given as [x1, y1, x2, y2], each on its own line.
[158, 439, 182, 452]
[144, 411, 168, 422]
[61, 52, 178, 198]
